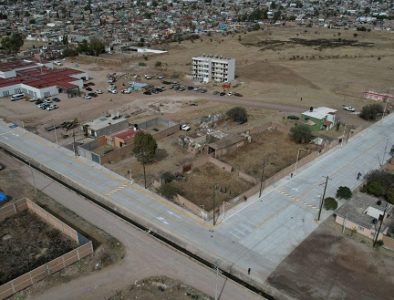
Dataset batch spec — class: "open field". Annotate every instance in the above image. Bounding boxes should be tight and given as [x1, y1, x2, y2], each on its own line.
[172, 163, 254, 211]
[0, 211, 77, 285]
[161, 26, 394, 109]
[267, 217, 394, 300]
[108, 276, 211, 300]
[222, 129, 316, 179]
[1, 26, 386, 147]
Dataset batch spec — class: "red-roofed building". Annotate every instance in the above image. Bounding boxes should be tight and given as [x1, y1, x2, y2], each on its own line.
[0, 60, 88, 99]
[106, 127, 140, 148]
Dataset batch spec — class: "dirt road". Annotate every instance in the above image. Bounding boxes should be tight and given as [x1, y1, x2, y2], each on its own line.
[0, 152, 263, 300]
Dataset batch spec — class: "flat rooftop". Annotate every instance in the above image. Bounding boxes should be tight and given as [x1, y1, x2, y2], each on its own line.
[302, 107, 337, 120]
[84, 115, 128, 131]
[0, 67, 85, 89]
[336, 193, 392, 230]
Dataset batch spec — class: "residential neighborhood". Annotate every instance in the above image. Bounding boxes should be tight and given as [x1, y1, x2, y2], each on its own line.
[0, 1, 394, 300]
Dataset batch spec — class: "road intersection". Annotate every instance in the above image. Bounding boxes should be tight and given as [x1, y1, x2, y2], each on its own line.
[0, 114, 393, 294]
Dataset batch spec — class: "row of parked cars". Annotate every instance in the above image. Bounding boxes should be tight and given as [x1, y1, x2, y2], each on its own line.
[213, 91, 243, 97]
[35, 97, 60, 111]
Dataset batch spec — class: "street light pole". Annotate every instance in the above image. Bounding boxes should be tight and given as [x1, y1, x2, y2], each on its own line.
[259, 160, 267, 198]
[214, 266, 219, 300]
[373, 204, 388, 247]
[293, 148, 305, 175]
[317, 176, 330, 221]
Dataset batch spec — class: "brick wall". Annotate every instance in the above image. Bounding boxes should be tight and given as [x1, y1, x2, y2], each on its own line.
[174, 194, 208, 220]
[0, 198, 93, 300]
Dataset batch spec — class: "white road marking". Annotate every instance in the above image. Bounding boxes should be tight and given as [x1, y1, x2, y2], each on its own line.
[156, 216, 169, 225]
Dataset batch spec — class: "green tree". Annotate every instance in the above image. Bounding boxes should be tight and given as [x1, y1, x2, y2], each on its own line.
[290, 124, 312, 144]
[336, 186, 352, 200]
[390, 145, 394, 156]
[359, 103, 384, 121]
[324, 197, 338, 210]
[1, 33, 24, 54]
[226, 106, 247, 123]
[133, 132, 157, 188]
[157, 183, 181, 200]
[89, 38, 105, 56]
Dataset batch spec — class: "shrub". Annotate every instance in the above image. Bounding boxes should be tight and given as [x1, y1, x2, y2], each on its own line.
[155, 61, 162, 68]
[290, 124, 312, 144]
[336, 186, 352, 200]
[138, 62, 146, 66]
[365, 181, 385, 198]
[359, 103, 383, 121]
[160, 172, 175, 184]
[226, 107, 248, 124]
[157, 183, 181, 200]
[324, 197, 338, 210]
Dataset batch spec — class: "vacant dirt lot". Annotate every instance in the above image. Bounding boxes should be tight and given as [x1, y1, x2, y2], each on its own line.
[173, 163, 254, 211]
[222, 129, 316, 179]
[267, 217, 394, 300]
[0, 151, 125, 299]
[108, 276, 211, 300]
[0, 211, 78, 285]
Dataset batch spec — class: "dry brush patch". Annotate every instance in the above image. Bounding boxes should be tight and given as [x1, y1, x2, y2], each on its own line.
[0, 211, 78, 285]
[173, 163, 253, 211]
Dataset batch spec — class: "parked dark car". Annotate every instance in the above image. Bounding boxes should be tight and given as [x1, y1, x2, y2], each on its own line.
[52, 97, 61, 102]
[35, 99, 43, 104]
[233, 92, 243, 97]
[219, 92, 226, 96]
[86, 87, 93, 91]
[143, 91, 152, 95]
[287, 115, 300, 120]
[88, 92, 98, 97]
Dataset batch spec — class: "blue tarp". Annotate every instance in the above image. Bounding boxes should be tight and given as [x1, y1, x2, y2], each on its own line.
[0, 192, 7, 203]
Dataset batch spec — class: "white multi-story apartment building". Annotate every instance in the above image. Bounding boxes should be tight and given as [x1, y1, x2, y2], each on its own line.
[192, 55, 235, 83]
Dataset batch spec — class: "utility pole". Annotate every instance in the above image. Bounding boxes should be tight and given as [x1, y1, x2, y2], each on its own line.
[381, 138, 389, 166]
[381, 100, 388, 120]
[214, 266, 219, 300]
[373, 204, 388, 247]
[259, 159, 267, 198]
[213, 184, 217, 226]
[53, 121, 58, 145]
[142, 162, 147, 189]
[72, 127, 79, 157]
[317, 176, 330, 221]
[293, 148, 306, 175]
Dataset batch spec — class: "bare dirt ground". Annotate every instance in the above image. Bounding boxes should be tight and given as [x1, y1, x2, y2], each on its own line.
[173, 163, 254, 211]
[0, 211, 77, 285]
[0, 151, 125, 299]
[1, 26, 383, 146]
[108, 276, 211, 300]
[222, 129, 317, 179]
[267, 217, 394, 300]
[162, 26, 394, 110]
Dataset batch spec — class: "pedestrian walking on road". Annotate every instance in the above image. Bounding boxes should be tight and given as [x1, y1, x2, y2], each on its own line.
[357, 172, 362, 180]
[290, 173, 293, 178]
[248, 268, 251, 275]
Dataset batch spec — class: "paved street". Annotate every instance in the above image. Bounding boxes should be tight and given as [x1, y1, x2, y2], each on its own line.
[0, 114, 393, 293]
[0, 152, 261, 300]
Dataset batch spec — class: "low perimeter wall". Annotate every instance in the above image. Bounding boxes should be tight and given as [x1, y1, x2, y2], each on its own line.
[0, 198, 93, 300]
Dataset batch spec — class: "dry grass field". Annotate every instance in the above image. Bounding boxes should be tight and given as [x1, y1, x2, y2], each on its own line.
[160, 26, 394, 109]
[222, 129, 316, 179]
[172, 163, 254, 211]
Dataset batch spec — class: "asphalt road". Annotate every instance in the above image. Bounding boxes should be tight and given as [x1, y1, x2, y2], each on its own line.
[0, 152, 262, 300]
[0, 113, 393, 296]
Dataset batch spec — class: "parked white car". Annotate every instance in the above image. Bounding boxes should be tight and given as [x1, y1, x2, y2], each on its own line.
[181, 124, 191, 131]
[95, 89, 103, 94]
[343, 105, 355, 112]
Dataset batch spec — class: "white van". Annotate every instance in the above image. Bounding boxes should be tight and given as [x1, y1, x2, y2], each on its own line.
[10, 93, 25, 101]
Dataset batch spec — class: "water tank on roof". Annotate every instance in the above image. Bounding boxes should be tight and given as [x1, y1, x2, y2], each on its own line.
[0, 192, 8, 203]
